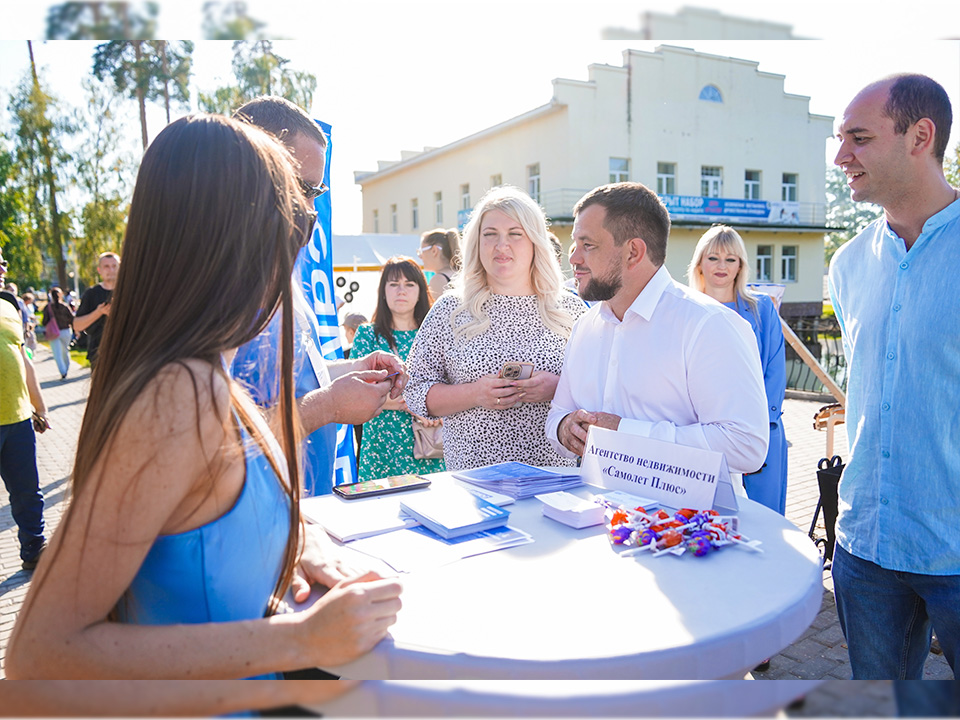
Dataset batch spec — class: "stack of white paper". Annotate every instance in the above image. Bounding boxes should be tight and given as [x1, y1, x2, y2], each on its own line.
[453, 462, 583, 499]
[301, 482, 514, 543]
[535, 491, 606, 529]
[301, 493, 418, 542]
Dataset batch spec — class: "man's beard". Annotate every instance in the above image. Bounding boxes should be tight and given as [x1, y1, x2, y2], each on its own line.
[579, 261, 622, 302]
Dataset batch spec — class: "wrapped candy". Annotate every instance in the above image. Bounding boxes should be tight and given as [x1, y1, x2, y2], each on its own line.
[606, 504, 762, 560]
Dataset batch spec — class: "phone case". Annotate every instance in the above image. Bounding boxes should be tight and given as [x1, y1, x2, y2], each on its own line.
[499, 362, 534, 380]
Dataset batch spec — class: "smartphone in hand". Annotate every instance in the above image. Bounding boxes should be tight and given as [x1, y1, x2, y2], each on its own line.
[499, 362, 534, 381]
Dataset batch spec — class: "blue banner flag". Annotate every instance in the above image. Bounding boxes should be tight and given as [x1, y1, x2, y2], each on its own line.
[232, 120, 356, 494]
[298, 120, 358, 487]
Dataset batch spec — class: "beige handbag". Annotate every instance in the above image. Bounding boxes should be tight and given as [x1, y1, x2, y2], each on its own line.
[412, 416, 444, 459]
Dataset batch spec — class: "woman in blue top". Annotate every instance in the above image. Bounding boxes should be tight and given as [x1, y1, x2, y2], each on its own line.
[688, 225, 788, 515]
[7, 115, 401, 713]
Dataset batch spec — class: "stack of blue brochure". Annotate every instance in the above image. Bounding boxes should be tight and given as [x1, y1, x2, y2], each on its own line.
[453, 462, 583, 499]
[400, 485, 510, 540]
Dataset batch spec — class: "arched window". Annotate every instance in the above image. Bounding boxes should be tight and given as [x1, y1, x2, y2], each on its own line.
[699, 85, 723, 103]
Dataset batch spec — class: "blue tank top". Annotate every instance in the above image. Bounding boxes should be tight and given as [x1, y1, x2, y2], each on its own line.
[118, 415, 290, 644]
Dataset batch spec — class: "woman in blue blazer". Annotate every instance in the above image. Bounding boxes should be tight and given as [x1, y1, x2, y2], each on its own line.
[688, 225, 788, 515]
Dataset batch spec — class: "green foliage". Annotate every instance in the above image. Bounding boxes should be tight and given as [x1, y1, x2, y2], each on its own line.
[72, 78, 133, 287]
[92, 40, 193, 148]
[0, 141, 43, 289]
[202, 1, 267, 40]
[46, 2, 159, 40]
[198, 40, 316, 116]
[9, 56, 75, 289]
[945, 144, 960, 188]
[824, 166, 883, 267]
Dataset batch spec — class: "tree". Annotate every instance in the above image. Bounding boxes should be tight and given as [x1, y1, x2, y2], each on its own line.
[202, 1, 267, 40]
[0, 141, 42, 290]
[72, 78, 133, 287]
[46, 2, 158, 40]
[153, 41, 194, 124]
[945, 144, 960, 188]
[824, 166, 883, 267]
[9, 42, 75, 290]
[92, 40, 192, 149]
[198, 40, 316, 116]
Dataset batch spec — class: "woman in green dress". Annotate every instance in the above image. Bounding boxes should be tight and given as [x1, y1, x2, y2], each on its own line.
[352, 256, 446, 481]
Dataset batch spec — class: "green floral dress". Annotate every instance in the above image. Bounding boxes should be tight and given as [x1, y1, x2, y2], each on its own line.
[352, 324, 446, 481]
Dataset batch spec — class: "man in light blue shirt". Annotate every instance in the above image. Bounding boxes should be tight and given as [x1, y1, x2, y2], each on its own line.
[829, 73, 959, 680]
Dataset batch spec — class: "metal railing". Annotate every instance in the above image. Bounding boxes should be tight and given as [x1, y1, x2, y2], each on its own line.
[784, 316, 847, 396]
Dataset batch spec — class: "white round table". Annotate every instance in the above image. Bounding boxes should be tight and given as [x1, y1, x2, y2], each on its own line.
[319, 471, 823, 681]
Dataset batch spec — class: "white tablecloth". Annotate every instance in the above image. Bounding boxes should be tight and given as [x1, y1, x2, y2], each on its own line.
[310, 679, 821, 717]
[319, 471, 823, 681]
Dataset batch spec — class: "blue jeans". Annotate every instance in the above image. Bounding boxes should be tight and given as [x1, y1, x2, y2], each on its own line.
[49, 326, 72, 376]
[894, 681, 960, 716]
[833, 545, 958, 679]
[0, 418, 46, 561]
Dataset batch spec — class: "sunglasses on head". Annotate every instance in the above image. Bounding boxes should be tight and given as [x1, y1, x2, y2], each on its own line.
[299, 177, 329, 200]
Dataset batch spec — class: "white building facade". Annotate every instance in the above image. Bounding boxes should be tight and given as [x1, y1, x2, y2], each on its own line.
[355, 45, 834, 318]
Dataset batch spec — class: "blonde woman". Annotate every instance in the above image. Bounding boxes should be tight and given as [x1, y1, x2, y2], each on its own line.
[688, 224, 788, 515]
[404, 186, 586, 470]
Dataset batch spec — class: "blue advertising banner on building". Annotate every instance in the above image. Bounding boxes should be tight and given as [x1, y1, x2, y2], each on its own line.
[660, 194, 770, 220]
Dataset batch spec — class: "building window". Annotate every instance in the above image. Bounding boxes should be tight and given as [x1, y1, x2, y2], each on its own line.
[657, 162, 676, 195]
[373, 209, 379, 234]
[699, 85, 723, 103]
[434, 192, 443, 225]
[460, 184, 471, 210]
[609, 157, 630, 183]
[527, 163, 541, 203]
[390, 204, 397, 233]
[411, 198, 419, 230]
[701, 166, 722, 197]
[490, 173, 502, 188]
[744, 170, 761, 200]
[756, 245, 773, 282]
[781, 245, 798, 282]
[782, 173, 798, 202]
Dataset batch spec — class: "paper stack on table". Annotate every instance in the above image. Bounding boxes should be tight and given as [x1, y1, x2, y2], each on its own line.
[400, 485, 510, 539]
[301, 493, 419, 542]
[453, 462, 583, 499]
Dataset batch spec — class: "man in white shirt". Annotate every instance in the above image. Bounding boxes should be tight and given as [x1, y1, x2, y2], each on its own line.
[546, 182, 768, 476]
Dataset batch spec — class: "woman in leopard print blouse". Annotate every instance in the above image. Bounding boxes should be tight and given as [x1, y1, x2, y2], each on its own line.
[404, 186, 587, 471]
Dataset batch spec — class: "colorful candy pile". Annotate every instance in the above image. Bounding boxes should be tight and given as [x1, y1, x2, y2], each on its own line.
[604, 504, 763, 559]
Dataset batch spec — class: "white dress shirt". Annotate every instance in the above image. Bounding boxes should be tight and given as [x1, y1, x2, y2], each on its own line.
[546, 266, 769, 474]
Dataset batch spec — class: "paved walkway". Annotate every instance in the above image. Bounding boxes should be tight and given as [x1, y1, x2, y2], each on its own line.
[0, 344, 952, 712]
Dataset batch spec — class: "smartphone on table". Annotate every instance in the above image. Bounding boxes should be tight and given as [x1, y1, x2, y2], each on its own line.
[333, 473, 432, 500]
[499, 362, 534, 380]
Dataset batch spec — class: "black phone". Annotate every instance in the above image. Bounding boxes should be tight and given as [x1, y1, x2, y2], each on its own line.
[333, 474, 432, 500]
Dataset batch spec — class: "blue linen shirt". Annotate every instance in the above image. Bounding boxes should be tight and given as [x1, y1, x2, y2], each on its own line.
[828, 198, 960, 575]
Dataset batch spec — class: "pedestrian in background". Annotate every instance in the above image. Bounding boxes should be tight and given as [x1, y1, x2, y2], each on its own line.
[0, 248, 48, 571]
[41, 287, 76, 379]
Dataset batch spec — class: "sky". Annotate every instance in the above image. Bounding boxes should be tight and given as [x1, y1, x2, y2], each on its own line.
[1, 1, 959, 235]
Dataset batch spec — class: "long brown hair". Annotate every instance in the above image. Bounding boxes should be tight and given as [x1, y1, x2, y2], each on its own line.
[371, 256, 431, 352]
[30, 114, 312, 617]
